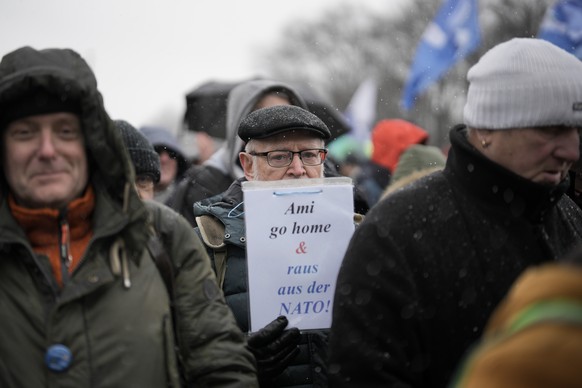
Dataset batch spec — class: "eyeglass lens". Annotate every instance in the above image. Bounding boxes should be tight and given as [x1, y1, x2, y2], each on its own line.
[268, 149, 324, 167]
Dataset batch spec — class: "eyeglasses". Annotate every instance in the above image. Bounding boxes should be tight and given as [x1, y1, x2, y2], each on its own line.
[249, 148, 327, 168]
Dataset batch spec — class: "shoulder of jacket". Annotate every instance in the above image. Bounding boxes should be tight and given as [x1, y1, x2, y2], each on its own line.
[196, 215, 226, 249]
[143, 200, 189, 237]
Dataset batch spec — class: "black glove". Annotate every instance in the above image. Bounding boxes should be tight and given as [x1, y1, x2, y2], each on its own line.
[247, 316, 301, 385]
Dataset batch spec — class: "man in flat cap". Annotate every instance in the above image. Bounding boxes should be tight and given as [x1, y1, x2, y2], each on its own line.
[193, 105, 333, 387]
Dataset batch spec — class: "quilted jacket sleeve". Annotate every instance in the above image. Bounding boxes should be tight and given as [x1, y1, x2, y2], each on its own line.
[152, 202, 258, 387]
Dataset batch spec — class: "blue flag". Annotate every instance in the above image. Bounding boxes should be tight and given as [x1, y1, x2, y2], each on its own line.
[401, 0, 481, 110]
[537, 0, 582, 59]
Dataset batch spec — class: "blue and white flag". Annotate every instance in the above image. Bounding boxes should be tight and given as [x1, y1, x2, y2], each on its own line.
[343, 78, 377, 141]
[538, 0, 582, 59]
[401, 0, 480, 110]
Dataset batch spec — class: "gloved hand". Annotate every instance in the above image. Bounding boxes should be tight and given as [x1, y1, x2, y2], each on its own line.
[247, 316, 301, 385]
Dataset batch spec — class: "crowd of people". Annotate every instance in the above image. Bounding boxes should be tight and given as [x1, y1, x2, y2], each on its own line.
[0, 36, 581, 388]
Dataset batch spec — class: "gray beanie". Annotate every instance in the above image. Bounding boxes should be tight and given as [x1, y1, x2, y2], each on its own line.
[115, 120, 161, 183]
[238, 105, 331, 142]
[464, 38, 582, 130]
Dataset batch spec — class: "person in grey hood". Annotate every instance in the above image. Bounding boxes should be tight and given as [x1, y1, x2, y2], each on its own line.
[166, 79, 307, 225]
[141, 125, 190, 203]
[0, 46, 257, 387]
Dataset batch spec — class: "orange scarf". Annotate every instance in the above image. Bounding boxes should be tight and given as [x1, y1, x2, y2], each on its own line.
[9, 186, 95, 287]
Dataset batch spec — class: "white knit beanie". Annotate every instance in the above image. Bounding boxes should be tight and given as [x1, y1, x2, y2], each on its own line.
[464, 38, 582, 130]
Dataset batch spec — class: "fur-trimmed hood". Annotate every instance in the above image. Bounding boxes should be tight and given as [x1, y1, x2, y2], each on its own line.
[0, 46, 148, 250]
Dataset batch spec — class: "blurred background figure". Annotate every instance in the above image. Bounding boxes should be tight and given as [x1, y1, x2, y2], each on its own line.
[382, 144, 446, 198]
[326, 134, 370, 180]
[115, 120, 161, 201]
[333, 153, 367, 182]
[141, 125, 189, 203]
[167, 79, 307, 226]
[178, 129, 220, 165]
[353, 118, 428, 207]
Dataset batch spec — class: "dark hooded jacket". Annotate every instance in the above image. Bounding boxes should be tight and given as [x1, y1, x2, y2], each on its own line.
[166, 79, 307, 225]
[0, 47, 257, 387]
[193, 178, 330, 387]
[328, 125, 582, 388]
[141, 125, 190, 203]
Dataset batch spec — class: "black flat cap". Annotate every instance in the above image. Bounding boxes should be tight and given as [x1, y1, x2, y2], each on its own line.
[238, 105, 331, 142]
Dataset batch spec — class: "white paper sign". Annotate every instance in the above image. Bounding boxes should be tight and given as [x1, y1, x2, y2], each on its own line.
[242, 177, 355, 332]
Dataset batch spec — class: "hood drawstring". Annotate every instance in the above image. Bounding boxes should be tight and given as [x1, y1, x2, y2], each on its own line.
[109, 182, 139, 289]
[108, 182, 133, 289]
[57, 208, 72, 285]
[122, 182, 130, 213]
[109, 237, 131, 289]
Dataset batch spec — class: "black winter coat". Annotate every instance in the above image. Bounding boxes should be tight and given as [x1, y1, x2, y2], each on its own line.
[328, 125, 582, 388]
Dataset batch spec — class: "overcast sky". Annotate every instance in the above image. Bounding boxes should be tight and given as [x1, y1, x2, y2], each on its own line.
[0, 0, 398, 131]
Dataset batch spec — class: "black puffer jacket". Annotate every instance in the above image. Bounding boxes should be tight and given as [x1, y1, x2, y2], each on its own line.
[329, 125, 582, 388]
[194, 179, 329, 387]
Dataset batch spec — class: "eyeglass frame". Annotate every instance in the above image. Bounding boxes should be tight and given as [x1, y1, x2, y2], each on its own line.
[249, 148, 328, 168]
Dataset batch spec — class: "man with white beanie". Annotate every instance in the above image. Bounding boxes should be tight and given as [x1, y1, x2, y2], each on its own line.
[329, 38, 582, 388]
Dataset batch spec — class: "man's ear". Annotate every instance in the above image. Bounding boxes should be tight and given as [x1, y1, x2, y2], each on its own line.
[468, 127, 493, 150]
[240, 152, 254, 180]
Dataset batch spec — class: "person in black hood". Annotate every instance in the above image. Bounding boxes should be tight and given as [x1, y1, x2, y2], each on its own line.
[0, 46, 257, 387]
[329, 38, 582, 388]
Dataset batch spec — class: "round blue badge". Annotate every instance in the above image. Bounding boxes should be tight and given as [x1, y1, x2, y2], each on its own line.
[45, 344, 72, 372]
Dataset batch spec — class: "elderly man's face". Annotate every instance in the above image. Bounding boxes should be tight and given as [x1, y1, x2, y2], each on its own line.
[3, 112, 88, 208]
[240, 130, 325, 181]
[478, 126, 580, 185]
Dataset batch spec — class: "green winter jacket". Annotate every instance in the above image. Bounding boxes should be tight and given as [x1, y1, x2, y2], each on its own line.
[0, 46, 257, 388]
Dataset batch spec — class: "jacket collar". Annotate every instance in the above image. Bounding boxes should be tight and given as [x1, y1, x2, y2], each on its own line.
[193, 178, 247, 246]
[445, 125, 568, 222]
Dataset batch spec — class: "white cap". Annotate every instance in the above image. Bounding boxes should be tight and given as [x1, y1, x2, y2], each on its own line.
[464, 38, 582, 130]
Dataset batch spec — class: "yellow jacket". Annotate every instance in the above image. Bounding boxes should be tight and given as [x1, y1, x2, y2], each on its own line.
[452, 263, 582, 388]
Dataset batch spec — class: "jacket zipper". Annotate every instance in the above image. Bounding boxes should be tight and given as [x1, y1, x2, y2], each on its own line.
[58, 208, 72, 285]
